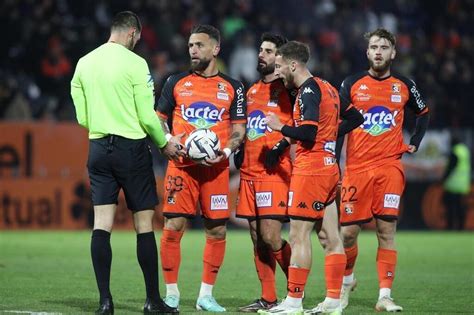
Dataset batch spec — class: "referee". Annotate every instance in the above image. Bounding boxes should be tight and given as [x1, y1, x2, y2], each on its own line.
[71, 11, 182, 315]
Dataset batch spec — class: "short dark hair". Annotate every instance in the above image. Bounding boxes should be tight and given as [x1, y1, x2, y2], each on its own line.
[261, 32, 288, 48]
[276, 41, 310, 64]
[111, 11, 141, 32]
[191, 24, 220, 43]
[364, 28, 396, 46]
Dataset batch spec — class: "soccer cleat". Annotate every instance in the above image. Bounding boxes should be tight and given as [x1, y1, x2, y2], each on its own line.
[257, 299, 303, 314]
[196, 295, 226, 312]
[340, 279, 357, 309]
[375, 296, 403, 312]
[304, 302, 342, 315]
[239, 298, 278, 312]
[95, 297, 114, 315]
[143, 298, 179, 314]
[164, 295, 180, 309]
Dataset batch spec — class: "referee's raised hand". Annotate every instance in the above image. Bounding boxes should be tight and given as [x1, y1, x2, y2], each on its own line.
[162, 132, 186, 161]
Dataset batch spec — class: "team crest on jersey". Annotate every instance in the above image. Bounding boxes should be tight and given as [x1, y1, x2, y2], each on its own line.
[247, 110, 270, 141]
[392, 83, 401, 93]
[267, 88, 280, 107]
[217, 82, 227, 92]
[360, 106, 399, 136]
[181, 102, 225, 129]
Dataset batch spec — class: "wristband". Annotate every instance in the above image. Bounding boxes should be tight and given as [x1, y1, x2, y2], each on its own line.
[165, 133, 173, 141]
[223, 147, 232, 158]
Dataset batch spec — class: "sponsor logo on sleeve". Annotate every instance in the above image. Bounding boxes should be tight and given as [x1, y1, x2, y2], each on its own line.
[235, 85, 245, 117]
[383, 194, 400, 209]
[256, 192, 272, 208]
[210, 194, 228, 210]
[410, 83, 426, 110]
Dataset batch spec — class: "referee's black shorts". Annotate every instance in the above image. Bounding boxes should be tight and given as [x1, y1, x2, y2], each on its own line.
[87, 135, 158, 212]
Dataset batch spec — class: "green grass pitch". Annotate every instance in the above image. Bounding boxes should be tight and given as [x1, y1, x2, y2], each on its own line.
[0, 230, 473, 314]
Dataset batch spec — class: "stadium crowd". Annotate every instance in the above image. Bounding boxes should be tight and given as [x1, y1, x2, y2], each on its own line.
[0, 0, 472, 128]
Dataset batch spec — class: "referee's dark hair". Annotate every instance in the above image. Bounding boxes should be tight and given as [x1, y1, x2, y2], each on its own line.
[111, 11, 141, 32]
[261, 32, 288, 48]
[191, 24, 220, 44]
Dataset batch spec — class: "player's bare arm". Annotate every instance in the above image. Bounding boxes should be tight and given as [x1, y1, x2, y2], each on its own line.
[205, 123, 245, 165]
[158, 115, 186, 160]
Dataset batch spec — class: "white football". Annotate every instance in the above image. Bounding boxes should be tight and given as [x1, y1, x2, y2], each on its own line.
[184, 128, 220, 161]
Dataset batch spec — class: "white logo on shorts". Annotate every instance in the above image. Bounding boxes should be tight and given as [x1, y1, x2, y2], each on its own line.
[210, 194, 228, 210]
[384, 194, 400, 209]
[256, 192, 272, 208]
[288, 191, 294, 207]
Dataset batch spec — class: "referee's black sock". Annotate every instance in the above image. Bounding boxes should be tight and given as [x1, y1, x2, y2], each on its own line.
[91, 229, 112, 302]
[137, 231, 160, 300]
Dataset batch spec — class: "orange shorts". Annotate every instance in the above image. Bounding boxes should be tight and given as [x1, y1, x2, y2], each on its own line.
[163, 165, 230, 221]
[236, 179, 290, 221]
[340, 161, 405, 225]
[288, 172, 339, 221]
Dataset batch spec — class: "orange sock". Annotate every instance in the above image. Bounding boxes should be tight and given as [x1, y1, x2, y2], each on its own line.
[376, 248, 397, 289]
[273, 240, 291, 279]
[344, 244, 358, 276]
[287, 266, 310, 298]
[160, 229, 183, 284]
[202, 237, 226, 285]
[325, 253, 347, 298]
[254, 247, 277, 302]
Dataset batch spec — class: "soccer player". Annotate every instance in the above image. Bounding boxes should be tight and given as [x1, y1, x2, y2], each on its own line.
[70, 11, 182, 315]
[156, 25, 246, 312]
[234, 32, 294, 312]
[262, 41, 347, 315]
[338, 28, 430, 312]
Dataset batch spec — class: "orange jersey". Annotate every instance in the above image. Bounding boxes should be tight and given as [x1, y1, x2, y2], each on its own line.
[157, 71, 246, 167]
[292, 77, 340, 175]
[340, 71, 429, 172]
[240, 79, 294, 181]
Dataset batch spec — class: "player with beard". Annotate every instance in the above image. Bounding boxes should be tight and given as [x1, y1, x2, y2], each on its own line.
[337, 28, 429, 312]
[233, 33, 295, 313]
[156, 24, 247, 312]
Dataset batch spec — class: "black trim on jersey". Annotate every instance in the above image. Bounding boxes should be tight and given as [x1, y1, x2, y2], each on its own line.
[156, 71, 191, 113]
[338, 106, 364, 137]
[163, 212, 195, 219]
[298, 78, 321, 122]
[392, 73, 429, 149]
[373, 214, 398, 222]
[409, 113, 429, 150]
[199, 216, 229, 224]
[236, 214, 290, 222]
[282, 124, 317, 142]
[340, 217, 373, 226]
[391, 73, 428, 115]
[288, 215, 323, 222]
[218, 72, 247, 121]
[338, 71, 367, 112]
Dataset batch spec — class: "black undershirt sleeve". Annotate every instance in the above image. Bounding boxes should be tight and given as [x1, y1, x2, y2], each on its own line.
[281, 124, 318, 142]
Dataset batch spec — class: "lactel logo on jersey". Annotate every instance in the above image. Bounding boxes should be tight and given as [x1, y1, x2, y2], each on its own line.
[181, 102, 225, 129]
[247, 110, 271, 141]
[360, 106, 399, 136]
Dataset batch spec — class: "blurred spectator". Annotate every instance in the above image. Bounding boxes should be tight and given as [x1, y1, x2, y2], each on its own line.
[0, 0, 472, 127]
[228, 32, 258, 87]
